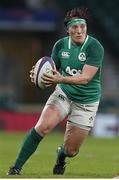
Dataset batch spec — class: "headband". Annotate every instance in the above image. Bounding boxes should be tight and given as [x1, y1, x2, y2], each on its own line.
[67, 18, 86, 28]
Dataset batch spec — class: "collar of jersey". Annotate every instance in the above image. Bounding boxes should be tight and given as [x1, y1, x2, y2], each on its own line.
[68, 35, 89, 50]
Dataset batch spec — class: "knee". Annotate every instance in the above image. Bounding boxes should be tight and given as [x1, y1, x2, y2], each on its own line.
[35, 125, 51, 136]
[64, 145, 79, 157]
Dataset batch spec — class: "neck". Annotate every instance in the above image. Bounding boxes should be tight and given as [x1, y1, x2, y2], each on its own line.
[68, 35, 88, 49]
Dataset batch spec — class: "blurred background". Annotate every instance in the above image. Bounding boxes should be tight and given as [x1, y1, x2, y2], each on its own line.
[0, 0, 119, 137]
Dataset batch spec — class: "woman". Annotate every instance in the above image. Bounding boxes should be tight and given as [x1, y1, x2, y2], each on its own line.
[7, 7, 104, 175]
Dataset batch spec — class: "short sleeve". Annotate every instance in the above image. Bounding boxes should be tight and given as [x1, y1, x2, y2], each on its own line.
[86, 40, 104, 68]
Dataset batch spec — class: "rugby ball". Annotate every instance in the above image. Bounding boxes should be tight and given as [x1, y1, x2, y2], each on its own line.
[33, 56, 56, 89]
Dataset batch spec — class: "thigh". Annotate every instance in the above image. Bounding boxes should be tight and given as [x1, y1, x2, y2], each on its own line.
[45, 85, 71, 118]
[35, 104, 63, 135]
[35, 86, 71, 136]
[64, 123, 89, 151]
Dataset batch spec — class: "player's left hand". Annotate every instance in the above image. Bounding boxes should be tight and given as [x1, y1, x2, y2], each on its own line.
[41, 70, 63, 86]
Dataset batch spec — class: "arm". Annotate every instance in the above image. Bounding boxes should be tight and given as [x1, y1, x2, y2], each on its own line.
[41, 64, 98, 86]
[61, 64, 98, 84]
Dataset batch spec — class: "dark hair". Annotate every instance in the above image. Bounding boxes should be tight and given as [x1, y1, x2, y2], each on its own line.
[64, 7, 91, 27]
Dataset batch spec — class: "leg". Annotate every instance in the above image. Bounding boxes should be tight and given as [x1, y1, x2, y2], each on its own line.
[7, 105, 64, 175]
[7, 86, 69, 175]
[63, 123, 89, 156]
[53, 101, 99, 175]
[35, 104, 64, 136]
[53, 123, 90, 175]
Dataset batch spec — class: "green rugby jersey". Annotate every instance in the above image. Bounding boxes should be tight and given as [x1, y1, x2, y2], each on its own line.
[51, 35, 104, 104]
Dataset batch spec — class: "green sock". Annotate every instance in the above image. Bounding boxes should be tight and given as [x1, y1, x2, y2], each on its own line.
[57, 144, 79, 164]
[14, 128, 43, 170]
[57, 145, 66, 163]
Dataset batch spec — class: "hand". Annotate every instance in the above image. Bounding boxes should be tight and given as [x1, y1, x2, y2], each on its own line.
[41, 70, 63, 87]
[30, 66, 35, 83]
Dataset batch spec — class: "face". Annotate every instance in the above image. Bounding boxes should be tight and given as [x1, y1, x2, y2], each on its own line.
[67, 24, 87, 44]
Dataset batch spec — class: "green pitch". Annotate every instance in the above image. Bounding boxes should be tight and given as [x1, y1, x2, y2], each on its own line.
[0, 131, 119, 178]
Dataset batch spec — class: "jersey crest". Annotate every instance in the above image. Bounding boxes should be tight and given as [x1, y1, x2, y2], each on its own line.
[78, 52, 86, 61]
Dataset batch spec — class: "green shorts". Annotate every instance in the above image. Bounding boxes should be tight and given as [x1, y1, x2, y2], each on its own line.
[46, 86, 99, 130]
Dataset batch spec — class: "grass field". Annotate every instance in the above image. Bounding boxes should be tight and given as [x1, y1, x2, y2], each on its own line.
[0, 131, 119, 178]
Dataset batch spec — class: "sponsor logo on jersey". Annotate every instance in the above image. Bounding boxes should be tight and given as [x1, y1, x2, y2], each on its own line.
[65, 66, 81, 76]
[61, 51, 70, 58]
[78, 52, 86, 61]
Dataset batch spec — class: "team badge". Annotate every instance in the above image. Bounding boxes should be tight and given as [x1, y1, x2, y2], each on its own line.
[78, 52, 86, 61]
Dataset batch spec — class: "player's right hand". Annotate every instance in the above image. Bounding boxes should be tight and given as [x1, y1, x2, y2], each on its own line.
[30, 66, 35, 83]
